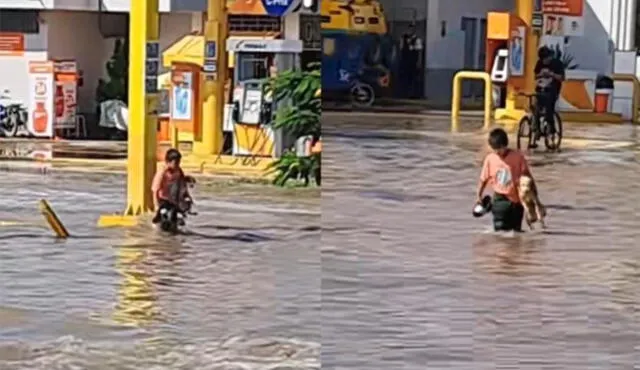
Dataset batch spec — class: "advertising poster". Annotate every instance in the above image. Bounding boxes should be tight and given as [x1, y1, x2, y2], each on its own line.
[542, 0, 583, 16]
[171, 71, 193, 121]
[542, 0, 584, 36]
[544, 14, 584, 36]
[509, 26, 525, 77]
[27, 61, 55, 138]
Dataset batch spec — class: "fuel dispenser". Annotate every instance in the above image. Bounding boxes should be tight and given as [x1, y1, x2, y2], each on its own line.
[486, 12, 528, 111]
[226, 39, 303, 157]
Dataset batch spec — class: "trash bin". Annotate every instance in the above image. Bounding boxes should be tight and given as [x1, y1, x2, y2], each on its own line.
[594, 89, 612, 113]
[594, 75, 614, 113]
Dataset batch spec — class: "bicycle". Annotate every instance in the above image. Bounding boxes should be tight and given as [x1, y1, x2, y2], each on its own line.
[516, 92, 563, 151]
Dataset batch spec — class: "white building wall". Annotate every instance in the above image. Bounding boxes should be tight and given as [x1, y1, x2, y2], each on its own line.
[0, 27, 48, 109]
[40, 10, 194, 113]
[0, 0, 53, 9]
[0, 0, 189, 12]
[561, 0, 615, 75]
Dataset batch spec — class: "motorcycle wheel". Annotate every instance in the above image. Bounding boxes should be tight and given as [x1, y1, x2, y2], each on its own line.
[1, 114, 18, 137]
[350, 83, 375, 107]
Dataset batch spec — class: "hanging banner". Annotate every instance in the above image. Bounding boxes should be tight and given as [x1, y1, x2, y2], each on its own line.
[542, 0, 583, 16]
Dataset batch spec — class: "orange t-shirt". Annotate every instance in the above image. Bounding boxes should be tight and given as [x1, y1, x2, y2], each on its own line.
[480, 149, 530, 203]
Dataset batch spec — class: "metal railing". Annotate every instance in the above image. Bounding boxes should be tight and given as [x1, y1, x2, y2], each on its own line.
[451, 71, 493, 130]
[611, 73, 640, 123]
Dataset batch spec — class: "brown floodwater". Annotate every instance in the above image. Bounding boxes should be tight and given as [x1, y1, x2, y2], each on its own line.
[3, 112, 640, 369]
[0, 166, 320, 369]
[322, 111, 640, 369]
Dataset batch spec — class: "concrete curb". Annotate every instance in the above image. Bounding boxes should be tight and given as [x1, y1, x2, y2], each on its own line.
[0, 158, 272, 181]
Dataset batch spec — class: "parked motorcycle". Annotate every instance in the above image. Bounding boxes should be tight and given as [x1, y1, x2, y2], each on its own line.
[0, 91, 28, 137]
[0, 103, 28, 137]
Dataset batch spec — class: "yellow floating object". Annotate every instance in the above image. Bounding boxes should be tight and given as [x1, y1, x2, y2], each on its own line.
[38, 199, 70, 238]
[0, 221, 39, 227]
[97, 214, 141, 228]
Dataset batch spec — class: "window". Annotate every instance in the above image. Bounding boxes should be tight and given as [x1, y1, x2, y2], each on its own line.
[0, 10, 39, 34]
[98, 12, 129, 38]
[300, 14, 321, 50]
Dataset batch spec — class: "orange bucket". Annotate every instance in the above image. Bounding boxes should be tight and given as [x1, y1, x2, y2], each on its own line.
[157, 117, 170, 142]
[594, 89, 611, 113]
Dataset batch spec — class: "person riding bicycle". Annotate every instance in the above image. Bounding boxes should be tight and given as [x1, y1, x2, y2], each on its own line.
[532, 46, 565, 148]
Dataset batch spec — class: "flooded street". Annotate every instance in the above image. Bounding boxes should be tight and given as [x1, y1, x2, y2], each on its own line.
[0, 170, 320, 369]
[322, 112, 640, 369]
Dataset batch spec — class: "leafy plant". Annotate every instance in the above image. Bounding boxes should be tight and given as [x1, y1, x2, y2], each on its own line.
[265, 63, 321, 139]
[265, 150, 320, 187]
[264, 63, 321, 187]
[96, 38, 129, 104]
[552, 44, 578, 70]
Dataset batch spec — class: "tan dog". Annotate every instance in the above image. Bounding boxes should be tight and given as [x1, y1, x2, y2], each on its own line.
[518, 175, 546, 229]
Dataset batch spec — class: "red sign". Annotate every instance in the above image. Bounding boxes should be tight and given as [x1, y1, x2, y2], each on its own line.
[0, 33, 24, 55]
[542, 0, 583, 16]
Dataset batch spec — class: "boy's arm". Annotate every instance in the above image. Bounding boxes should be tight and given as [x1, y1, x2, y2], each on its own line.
[151, 170, 163, 209]
[534, 61, 542, 77]
[476, 156, 490, 202]
[551, 60, 565, 81]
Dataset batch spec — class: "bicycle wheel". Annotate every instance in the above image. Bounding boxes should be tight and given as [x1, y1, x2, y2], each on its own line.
[543, 112, 563, 151]
[517, 115, 533, 150]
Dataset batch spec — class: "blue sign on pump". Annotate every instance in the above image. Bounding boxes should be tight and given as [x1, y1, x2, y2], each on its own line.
[262, 0, 294, 16]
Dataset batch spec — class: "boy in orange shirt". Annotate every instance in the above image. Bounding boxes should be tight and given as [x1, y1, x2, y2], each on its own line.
[476, 128, 537, 232]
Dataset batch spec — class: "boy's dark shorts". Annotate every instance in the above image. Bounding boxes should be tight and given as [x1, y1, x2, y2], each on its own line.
[492, 193, 524, 232]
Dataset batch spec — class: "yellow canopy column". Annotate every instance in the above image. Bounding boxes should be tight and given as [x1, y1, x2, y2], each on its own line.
[193, 0, 229, 155]
[504, 0, 539, 119]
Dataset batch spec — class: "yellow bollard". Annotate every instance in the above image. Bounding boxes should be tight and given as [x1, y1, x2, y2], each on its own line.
[39, 199, 70, 238]
[451, 71, 493, 131]
[193, 0, 228, 156]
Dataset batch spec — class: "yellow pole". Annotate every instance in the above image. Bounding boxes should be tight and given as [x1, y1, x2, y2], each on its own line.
[170, 122, 179, 149]
[193, 0, 228, 156]
[125, 0, 159, 215]
[506, 0, 538, 113]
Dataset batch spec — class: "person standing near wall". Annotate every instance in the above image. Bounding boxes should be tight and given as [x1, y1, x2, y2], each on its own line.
[399, 23, 423, 99]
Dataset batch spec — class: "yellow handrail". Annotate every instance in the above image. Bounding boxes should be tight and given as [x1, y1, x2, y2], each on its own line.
[612, 73, 640, 123]
[451, 71, 493, 130]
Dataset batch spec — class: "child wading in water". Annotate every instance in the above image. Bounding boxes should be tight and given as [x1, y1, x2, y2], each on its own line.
[151, 149, 195, 225]
[476, 128, 537, 232]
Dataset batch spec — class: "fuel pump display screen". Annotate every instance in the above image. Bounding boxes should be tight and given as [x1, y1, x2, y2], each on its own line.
[241, 87, 263, 124]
